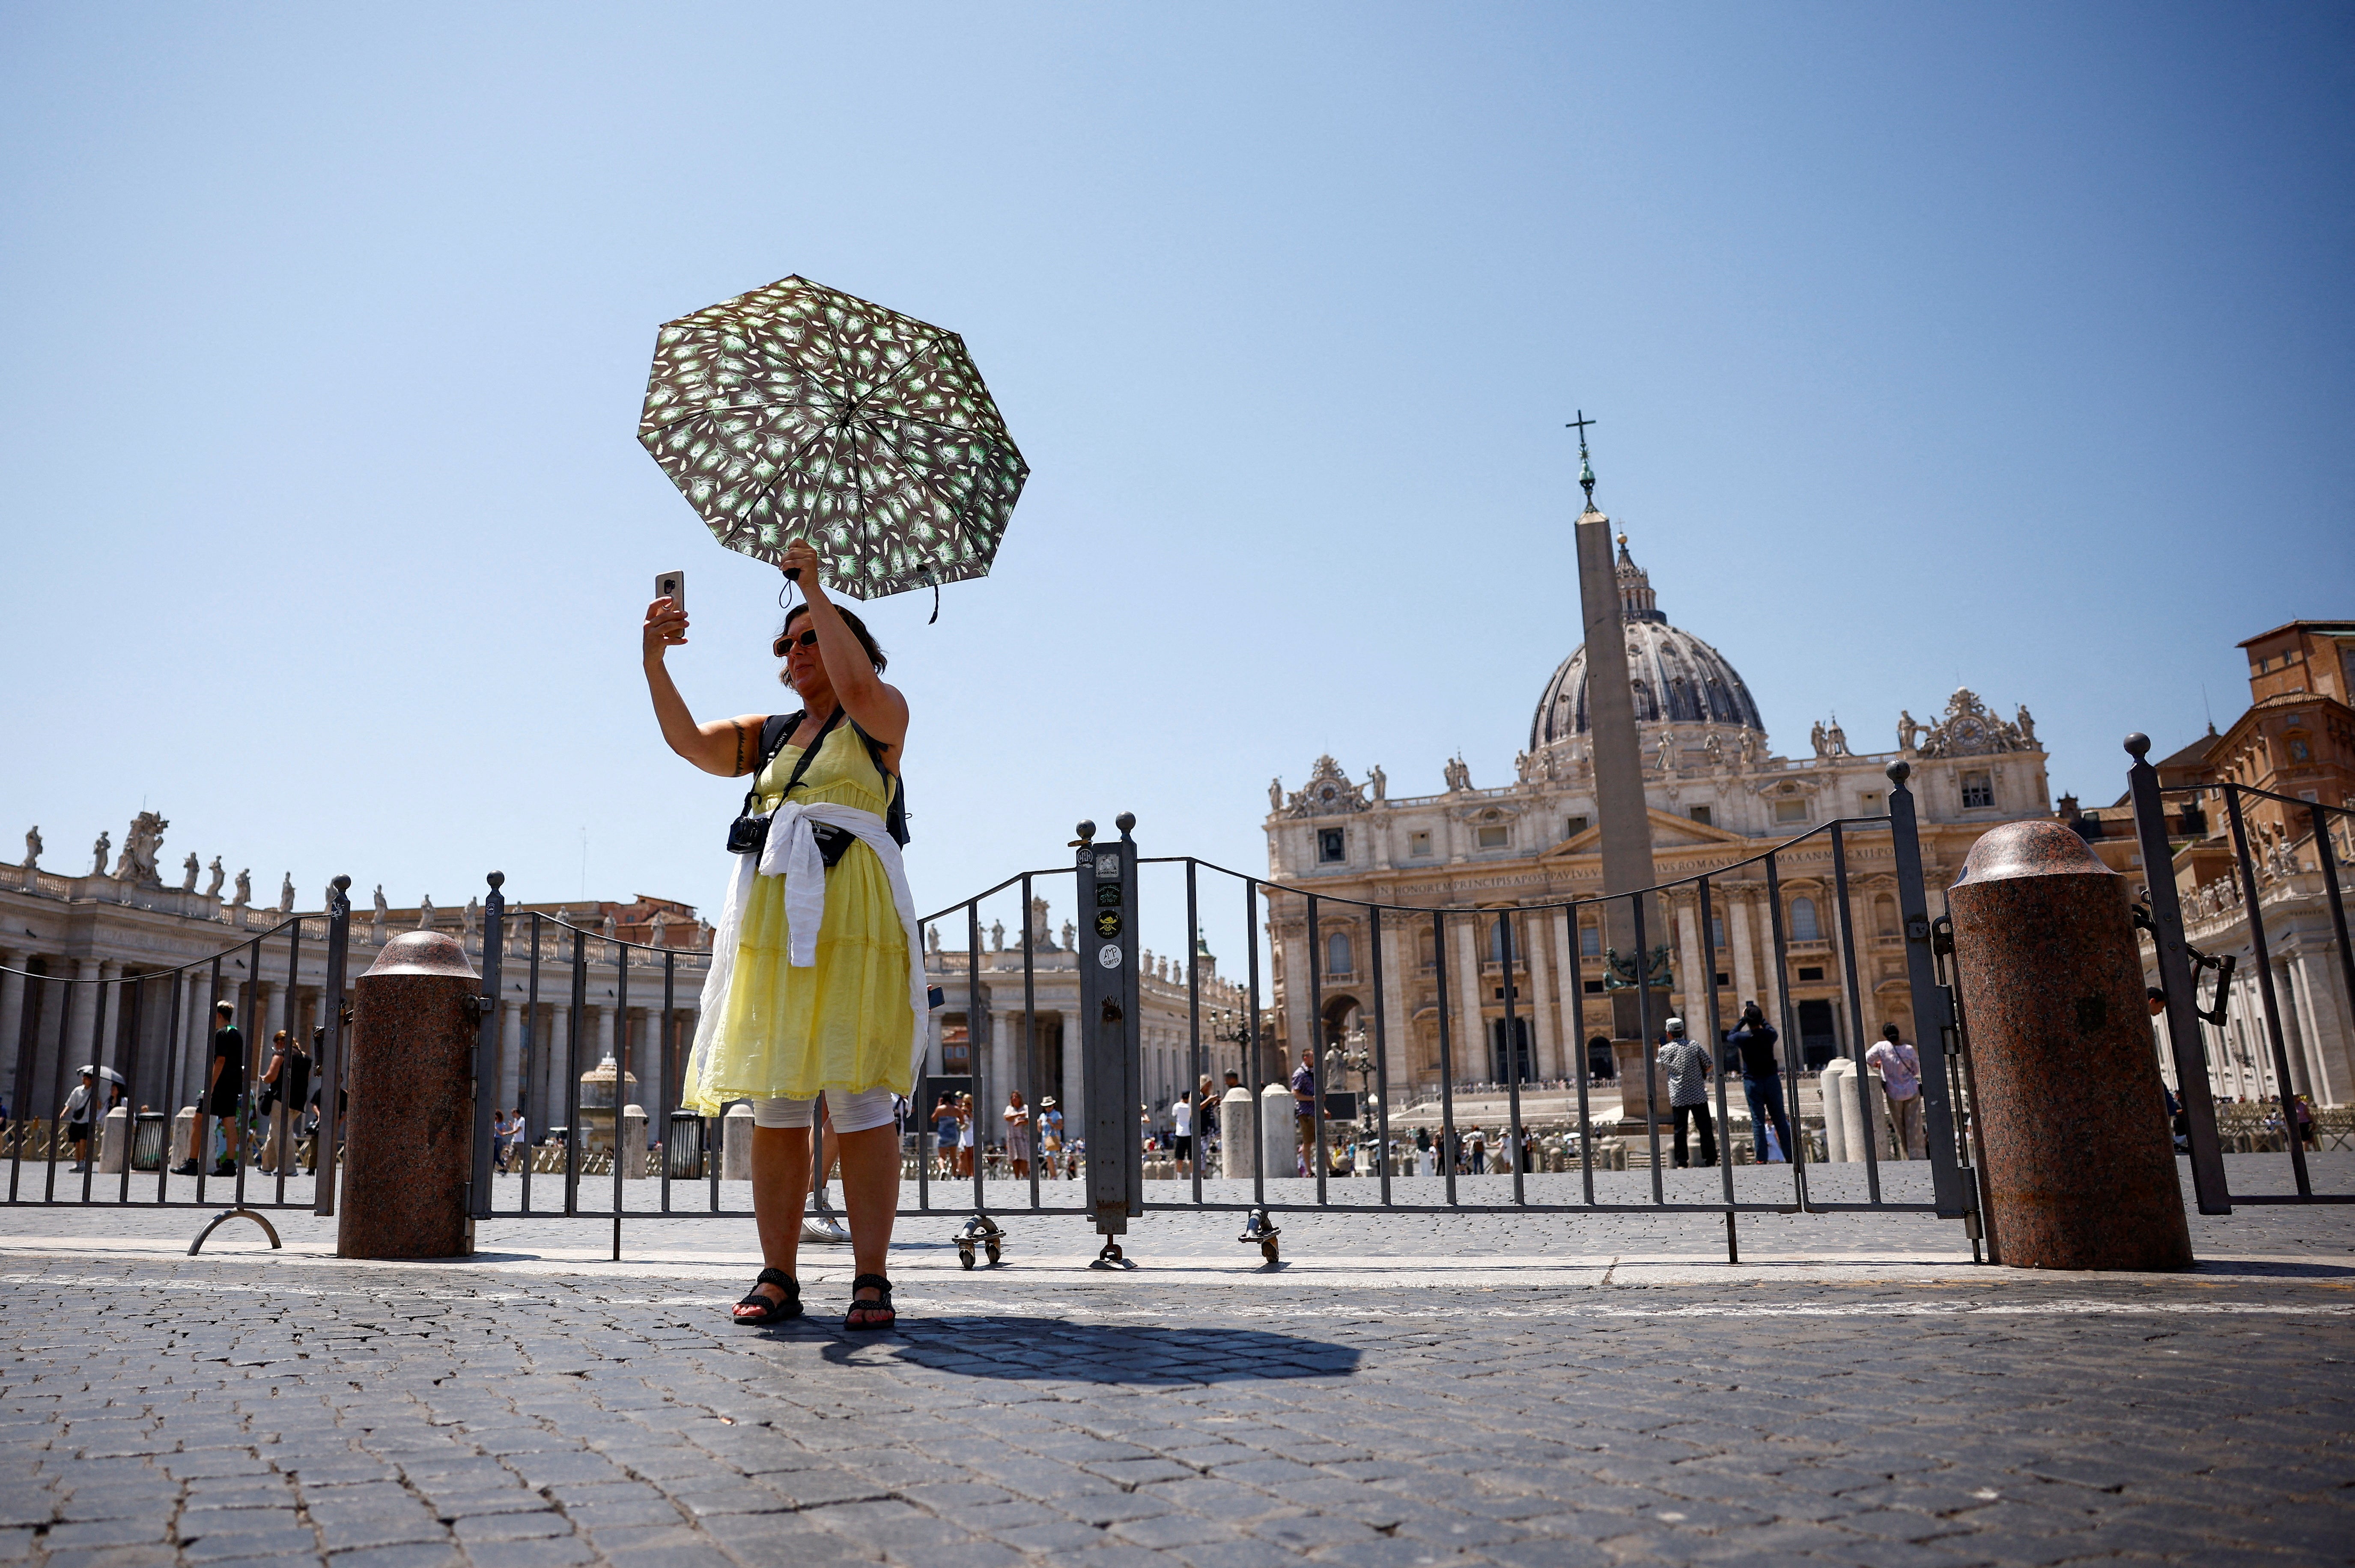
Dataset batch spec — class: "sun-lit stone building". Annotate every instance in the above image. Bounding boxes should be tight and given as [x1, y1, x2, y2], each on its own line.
[1261, 532, 2054, 1094]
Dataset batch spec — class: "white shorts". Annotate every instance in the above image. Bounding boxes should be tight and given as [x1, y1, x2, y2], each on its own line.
[749, 1086, 898, 1134]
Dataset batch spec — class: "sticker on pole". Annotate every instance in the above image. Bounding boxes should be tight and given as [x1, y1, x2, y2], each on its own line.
[1097, 943, 1122, 970]
[1094, 911, 1121, 939]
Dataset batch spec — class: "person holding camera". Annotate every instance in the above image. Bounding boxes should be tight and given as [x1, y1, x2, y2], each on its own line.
[644, 537, 919, 1331]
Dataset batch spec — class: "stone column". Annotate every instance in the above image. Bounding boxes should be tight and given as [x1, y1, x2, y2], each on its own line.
[1753, 893, 1786, 1033]
[0, 950, 24, 1105]
[1283, 921, 1315, 1085]
[1947, 821, 2192, 1270]
[1523, 911, 1559, 1080]
[176, 970, 207, 1111]
[1552, 909, 1589, 1072]
[497, 1002, 522, 1114]
[1672, 898, 1707, 1033]
[593, 1003, 615, 1065]
[1060, 1009, 1084, 1128]
[1378, 920, 1411, 1094]
[2290, 951, 2350, 1105]
[340, 931, 478, 1259]
[91, 961, 122, 1074]
[1450, 916, 1482, 1083]
[1729, 893, 1759, 1012]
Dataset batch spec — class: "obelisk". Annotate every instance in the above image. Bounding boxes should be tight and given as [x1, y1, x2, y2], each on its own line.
[1567, 419, 1663, 1062]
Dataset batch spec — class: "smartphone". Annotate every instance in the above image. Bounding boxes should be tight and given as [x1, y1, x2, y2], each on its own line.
[654, 570, 686, 616]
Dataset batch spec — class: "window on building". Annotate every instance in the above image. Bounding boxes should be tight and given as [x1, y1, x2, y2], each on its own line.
[1564, 815, 1589, 837]
[1790, 896, 1821, 941]
[1774, 797, 1809, 824]
[1408, 830, 1433, 858]
[1796, 965, 1826, 982]
[1583, 979, 1604, 995]
[942, 1016, 971, 1076]
[1477, 824, 1509, 849]
[1318, 828, 1345, 863]
[1710, 914, 1725, 950]
[1488, 917, 1514, 961]
[1961, 770, 1994, 809]
[1859, 790, 1884, 816]
[1875, 894, 1898, 935]
[1580, 923, 1601, 957]
[1688, 805, 1712, 826]
[1326, 930, 1352, 976]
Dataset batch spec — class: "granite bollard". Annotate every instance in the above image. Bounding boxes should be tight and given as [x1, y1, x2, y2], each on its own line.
[1948, 820, 2194, 1270]
[98, 1105, 130, 1173]
[340, 930, 479, 1259]
[1259, 1083, 1294, 1178]
[1219, 1085, 1258, 1179]
[721, 1103, 755, 1181]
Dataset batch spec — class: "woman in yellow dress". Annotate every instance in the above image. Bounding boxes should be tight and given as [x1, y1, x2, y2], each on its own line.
[641, 537, 915, 1330]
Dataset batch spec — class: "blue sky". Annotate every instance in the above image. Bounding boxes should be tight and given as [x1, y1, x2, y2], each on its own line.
[2, 3, 2349, 964]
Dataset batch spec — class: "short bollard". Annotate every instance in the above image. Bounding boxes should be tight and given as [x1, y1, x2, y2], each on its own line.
[1948, 821, 2194, 1271]
[340, 931, 480, 1259]
[1259, 1083, 1294, 1178]
[1219, 1085, 1257, 1179]
[721, 1103, 755, 1181]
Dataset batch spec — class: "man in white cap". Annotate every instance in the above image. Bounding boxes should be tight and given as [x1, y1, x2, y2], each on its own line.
[1656, 1018, 1717, 1168]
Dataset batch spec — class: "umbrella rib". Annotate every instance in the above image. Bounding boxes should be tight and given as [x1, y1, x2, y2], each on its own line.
[638, 394, 838, 441]
[861, 422, 998, 557]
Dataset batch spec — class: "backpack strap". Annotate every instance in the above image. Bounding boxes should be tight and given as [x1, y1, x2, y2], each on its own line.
[846, 721, 912, 847]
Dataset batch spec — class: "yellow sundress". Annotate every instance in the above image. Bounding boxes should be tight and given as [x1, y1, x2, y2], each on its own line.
[690, 722, 915, 1105]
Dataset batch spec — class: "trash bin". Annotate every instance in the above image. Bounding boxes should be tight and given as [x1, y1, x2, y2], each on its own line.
[131, 1112, 169, 1172]
[666, 1111, 705, 1179]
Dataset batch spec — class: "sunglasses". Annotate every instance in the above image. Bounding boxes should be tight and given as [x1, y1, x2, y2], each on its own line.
[772, 628, 818, 657]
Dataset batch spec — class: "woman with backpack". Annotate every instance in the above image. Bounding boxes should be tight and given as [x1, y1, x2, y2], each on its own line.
[642, 538, 919, 1331]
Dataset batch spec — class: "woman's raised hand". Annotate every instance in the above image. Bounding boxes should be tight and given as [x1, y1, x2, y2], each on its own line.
[643, 595, 688, 663]
[780, 537, 821, 590]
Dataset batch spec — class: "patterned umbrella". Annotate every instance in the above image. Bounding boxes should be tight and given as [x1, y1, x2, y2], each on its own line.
[638, 275, 1028, 604]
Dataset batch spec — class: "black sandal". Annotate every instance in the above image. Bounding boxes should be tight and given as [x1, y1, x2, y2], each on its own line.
[732, 1267, 801, 1325]
[845, 1273, 895, 1330]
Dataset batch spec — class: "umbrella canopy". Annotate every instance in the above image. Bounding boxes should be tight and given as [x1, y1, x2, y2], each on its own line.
[638, 275, 1028, 602]
[75, 1065, 126, 1086]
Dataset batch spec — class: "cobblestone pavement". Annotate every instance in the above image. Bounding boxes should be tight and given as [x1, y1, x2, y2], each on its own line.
[2, 1159, 2352, 1568]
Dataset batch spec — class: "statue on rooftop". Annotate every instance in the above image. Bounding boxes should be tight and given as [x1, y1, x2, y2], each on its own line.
[90, 831, 111, 878]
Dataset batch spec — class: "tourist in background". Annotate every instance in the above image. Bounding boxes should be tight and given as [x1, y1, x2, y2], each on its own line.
[647, 537, 917, 1330]
[1725, 1001, 1791, 1163]
[1866, 1024, 1925, 1160]
[1002, 1089, 1031, 1180]
[1171, 1089, 1194, 1167]
[1291, 1049, 1318, 1175]
[174, 1001, 242, 1178]
[1657, 1017, 1717, 1168]
[60, 1068, 94, 1172]
[1039, 1096, 1064, 1176]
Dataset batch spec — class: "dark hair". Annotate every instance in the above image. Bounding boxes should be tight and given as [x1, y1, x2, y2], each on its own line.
[1881, 1022, 1900, 1040]
[779, 603, 887, 673]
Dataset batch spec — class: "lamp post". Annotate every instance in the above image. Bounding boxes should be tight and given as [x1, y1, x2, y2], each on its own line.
[1327, 1024, 1377, 1176]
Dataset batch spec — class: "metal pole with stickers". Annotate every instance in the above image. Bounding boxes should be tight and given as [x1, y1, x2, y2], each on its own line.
[1075, 815, 1143, 1265]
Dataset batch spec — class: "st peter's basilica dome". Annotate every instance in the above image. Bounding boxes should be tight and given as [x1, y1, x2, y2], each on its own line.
[1529, 533, 1765, 750]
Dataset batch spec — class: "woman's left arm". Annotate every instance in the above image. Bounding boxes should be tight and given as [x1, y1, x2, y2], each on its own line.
[779, 540, 908, 762]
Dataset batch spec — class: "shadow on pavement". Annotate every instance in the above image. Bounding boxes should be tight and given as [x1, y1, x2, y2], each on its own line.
[801, 1315, 1362, 1382]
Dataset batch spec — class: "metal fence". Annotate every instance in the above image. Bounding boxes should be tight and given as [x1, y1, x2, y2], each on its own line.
[0, 877, 356, 1250]
[2126, 735, 2353, 1209]
[465, 762, 1985, 1266]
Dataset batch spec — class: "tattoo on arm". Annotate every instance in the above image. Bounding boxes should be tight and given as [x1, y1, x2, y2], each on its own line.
[733, 720, 751, 777]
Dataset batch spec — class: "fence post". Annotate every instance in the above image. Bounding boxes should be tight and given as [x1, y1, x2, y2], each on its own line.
[1946, 820, 2194, 1270]
[2124, 735, 2230, 1213]
[1887, 762, 1971, 1218]
[313, 878, 352, 1218]
[471, 873, 505, 1221]
[339, 929, 480, 1259]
